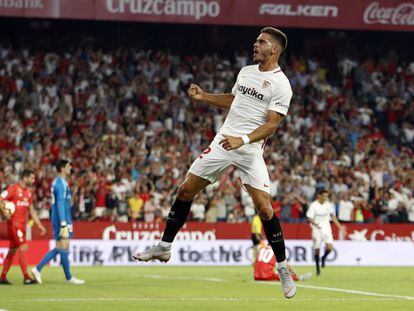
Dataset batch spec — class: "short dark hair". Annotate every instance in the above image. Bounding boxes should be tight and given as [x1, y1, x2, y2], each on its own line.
[318, 188, 329, 195]
[56, 159, 70, 173]
[21, 169, 35, 179]
[260, 27, 288, 51]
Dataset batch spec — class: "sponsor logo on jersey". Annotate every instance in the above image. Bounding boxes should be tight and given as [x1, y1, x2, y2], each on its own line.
[17, 200, 30, 207]
[274, 102, 289, 109]
[238, 85, 264, 100]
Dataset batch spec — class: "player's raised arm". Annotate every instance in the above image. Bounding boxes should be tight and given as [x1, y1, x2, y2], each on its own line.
[188, 83, 234, 109]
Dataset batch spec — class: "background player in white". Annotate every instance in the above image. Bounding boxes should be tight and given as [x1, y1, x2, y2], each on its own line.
[133, 27, 296, 298]
[306, 189, 346, 275]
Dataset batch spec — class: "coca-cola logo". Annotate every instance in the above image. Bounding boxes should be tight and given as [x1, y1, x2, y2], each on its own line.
[363, 2, 414, 25]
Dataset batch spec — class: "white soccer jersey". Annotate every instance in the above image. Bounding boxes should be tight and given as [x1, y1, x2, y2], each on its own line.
[306, 200, 335, 231]
[218, 64, 292, 152]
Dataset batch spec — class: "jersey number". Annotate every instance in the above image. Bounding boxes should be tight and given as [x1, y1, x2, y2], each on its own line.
[199, 147, 212, 159]
[257, 247, 273, 263]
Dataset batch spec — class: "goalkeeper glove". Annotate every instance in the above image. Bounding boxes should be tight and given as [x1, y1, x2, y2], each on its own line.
[59, 221, 70, 239]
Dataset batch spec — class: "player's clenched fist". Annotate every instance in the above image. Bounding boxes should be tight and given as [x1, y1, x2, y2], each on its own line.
[188, 83, 204, 102]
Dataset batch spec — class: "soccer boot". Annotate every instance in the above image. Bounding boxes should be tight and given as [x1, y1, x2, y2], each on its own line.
[132, 243, 171, 262]
[23, 278, 38, 285]
[31, 267, 42, 284]
[0, 278, 12, 285]
[277, 265, 297, 299]
[67, 276, 85, 285]
[299, 272, 313, 281]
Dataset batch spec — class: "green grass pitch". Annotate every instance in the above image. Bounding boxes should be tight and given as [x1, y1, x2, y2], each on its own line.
[1, 266, 413, 310]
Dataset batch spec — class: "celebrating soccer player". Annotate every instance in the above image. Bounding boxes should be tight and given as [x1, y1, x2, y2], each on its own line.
[31, 160, 85, 285]
[133, 27, 296, 298]
[0, 169, 46, 285]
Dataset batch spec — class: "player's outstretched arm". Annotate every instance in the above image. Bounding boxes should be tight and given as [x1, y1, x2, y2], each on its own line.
[188, 83, 234, 109]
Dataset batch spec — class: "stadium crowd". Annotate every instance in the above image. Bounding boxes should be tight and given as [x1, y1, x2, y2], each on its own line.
[0, 31, 413, 225]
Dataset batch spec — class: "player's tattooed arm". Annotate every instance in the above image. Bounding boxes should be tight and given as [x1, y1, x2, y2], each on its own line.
[188, 83, 234, 109]
[247, 110, 284, 143]
[219, 110, 284, 151]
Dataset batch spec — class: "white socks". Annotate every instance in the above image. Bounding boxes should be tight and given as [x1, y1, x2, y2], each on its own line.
[277, 260, 288, 269]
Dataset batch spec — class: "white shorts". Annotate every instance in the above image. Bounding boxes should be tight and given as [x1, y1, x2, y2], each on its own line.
[94, 207, 106, 218]
[312, 227, 334, 249]
[188, 134, 270, 193]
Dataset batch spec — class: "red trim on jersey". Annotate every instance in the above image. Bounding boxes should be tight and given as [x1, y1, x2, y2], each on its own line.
[261, 138, 267, 149]
[273, 70, 282, 74]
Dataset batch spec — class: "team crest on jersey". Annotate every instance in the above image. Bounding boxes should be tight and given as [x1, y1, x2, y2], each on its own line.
[262, 80, 270, 88]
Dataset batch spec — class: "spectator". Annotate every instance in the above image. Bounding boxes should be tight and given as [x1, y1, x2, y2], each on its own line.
[337, 192, 354, 223]
[191, 195, 206, 222]
[127, 190, 144, 222]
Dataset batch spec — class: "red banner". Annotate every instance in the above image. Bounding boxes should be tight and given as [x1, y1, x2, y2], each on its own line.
[0, 0, 413, 32]
[0, 240, 49, 266]
[1, 221, 412, 242]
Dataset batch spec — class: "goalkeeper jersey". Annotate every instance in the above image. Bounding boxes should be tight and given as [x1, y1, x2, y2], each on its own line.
[51, 176, 72, 226]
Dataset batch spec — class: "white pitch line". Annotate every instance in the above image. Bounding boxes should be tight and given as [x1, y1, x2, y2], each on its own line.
[1, 297, 406, 303]
[257, 281, 414, 301]
[297, 284, 414, 301]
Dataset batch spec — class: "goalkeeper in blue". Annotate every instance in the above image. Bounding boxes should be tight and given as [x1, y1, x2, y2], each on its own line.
[31, 160, 85, 285]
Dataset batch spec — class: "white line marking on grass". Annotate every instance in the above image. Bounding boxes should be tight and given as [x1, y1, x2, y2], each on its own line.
[142, 274, 225, 282]
[3, 297, 408, 303]
[257, 281, 414, 301]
